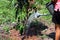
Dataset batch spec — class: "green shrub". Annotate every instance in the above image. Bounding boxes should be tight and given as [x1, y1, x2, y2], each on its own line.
[3, 26, 9, 33]
[19, 24, 24, 35]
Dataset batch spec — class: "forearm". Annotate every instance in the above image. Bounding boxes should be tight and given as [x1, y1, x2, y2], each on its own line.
[55, 24, 60, 40]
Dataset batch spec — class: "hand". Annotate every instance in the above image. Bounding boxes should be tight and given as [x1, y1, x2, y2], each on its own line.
[54, 2, 60, 11]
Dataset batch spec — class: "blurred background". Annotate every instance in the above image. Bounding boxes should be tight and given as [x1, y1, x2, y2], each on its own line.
[0, 0, 55, 40]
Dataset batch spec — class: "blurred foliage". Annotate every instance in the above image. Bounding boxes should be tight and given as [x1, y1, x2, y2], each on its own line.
[0, 0, 52, 33]
[0, 0, 16, 24]
[3, 26, 9, 33]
